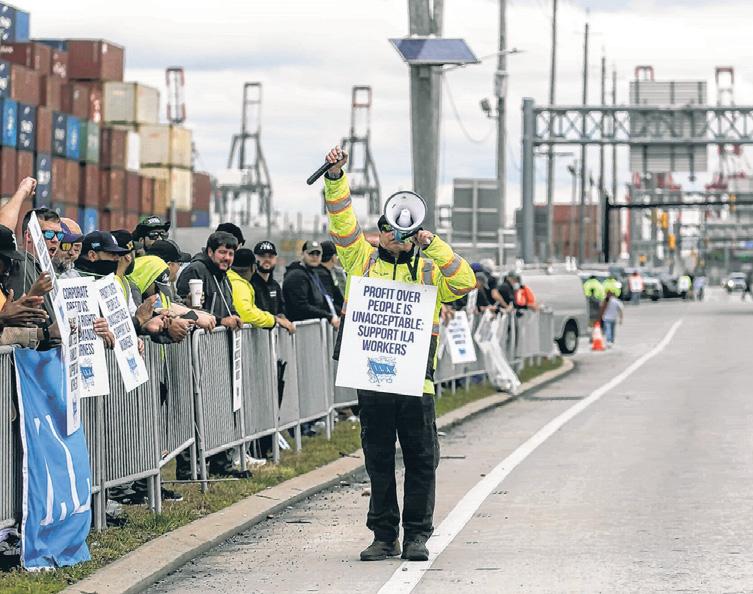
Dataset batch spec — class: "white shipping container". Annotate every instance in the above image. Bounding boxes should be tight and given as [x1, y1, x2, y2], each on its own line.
[140, 166, 193, 211]
[136, 84, 160, 125]
[126, 131, 141, 172]
[104, 82, 160, 125]
[139, 124, 192, 168]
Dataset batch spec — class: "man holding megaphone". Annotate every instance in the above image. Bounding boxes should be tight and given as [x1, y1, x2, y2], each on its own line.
[321, 146, 475, 562]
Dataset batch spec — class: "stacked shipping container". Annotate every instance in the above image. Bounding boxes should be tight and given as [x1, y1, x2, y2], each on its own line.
[0, 1, 213, 236]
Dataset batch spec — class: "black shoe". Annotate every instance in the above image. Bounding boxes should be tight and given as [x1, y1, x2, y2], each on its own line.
[161, 487, 184, 502]
[401, 537, 429, 561]
[360, 539, 401, 561]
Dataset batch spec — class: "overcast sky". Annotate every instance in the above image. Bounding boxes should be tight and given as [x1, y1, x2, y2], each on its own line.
[20, 0, 753, 223]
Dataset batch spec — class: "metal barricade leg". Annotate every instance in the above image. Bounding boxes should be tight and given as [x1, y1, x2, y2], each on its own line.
[192, 332, 209, 492]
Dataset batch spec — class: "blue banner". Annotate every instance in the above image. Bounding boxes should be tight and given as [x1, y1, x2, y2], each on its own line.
[14, 347, 91, 570]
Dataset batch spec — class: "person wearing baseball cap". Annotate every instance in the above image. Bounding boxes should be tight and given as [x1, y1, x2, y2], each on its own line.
[282, 240, 338, 326]
[133, 215, 170, 256]
[250, 240, 286, 318]
[74, 231, 130, 279]
[216, 222, 245, 247]
[55, 218, 84, 277]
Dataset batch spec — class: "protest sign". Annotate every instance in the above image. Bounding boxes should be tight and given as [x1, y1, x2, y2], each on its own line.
[15, 347, 91, 570]
[94, 274, 148, 392]
[63, 314, 81, 435]
[336, 275, 437, 397]
[444, 310, 477, 364]
[27, 212, 68, 342]
[59, 277, 110, 397]
[474, 310, 520, 393]
[232, 329, 242, 412]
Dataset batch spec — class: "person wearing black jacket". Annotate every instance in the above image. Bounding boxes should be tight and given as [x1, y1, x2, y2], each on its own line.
[282, 240, 339, 328]
[175, 231, 242, 330]
[316, 240, 345, 316]
[251, 240, 285, 316]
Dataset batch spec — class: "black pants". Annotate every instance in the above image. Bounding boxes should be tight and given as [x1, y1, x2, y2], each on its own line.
[357, 390, 439, 542]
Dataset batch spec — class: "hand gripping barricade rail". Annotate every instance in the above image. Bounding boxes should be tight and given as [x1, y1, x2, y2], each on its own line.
[0, 306, 560, 532]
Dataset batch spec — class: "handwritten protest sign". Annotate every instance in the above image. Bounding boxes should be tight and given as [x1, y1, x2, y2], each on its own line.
[27, 212, 68, 342]
[336, 276, 436, 397]
[59, 277, 110, 397]
[94, 274, 147, 393]
[444, 310, 477, 364]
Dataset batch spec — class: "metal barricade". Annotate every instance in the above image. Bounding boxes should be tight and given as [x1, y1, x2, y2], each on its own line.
[294, 320, 331, 438]
[327, 325, 358, 410]
[538, 308, 556, 358]
[81, 394, 105, 530]
[0, 347, 17, 530]
[275, 327, 301, 451]
[159, 339, 195, 467]
[515, 310, 539, 361]
[102, 346, 161, 500]
[192, 328, 244, 463]
[241, 327, 277, 444]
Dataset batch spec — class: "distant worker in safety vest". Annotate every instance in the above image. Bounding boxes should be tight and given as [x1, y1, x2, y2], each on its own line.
[583, 274, 605, 324]
[322, 146, 475, 563]
[628, 271, 644, 305]
[602, 273, 621, 298]
[511, 273, 538, 311]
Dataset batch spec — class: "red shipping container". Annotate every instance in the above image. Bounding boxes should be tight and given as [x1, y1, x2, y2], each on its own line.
[79, 163, 99, 207]
[36, 106, 52, 153]
[16, 150, 33, 180]
[139, 176, 154, 213]
[40, 75, 62, 110]
[51, 203, 78, 221]
[192, 171, 211, 211]
[124, 211, 139, 232]
[61, 82, 89, 118]
[100, 127, 127, 169]
[10, 64, 40, 105]
[101, 208, 124, 231]
[125, 171, 140, 212]
[0, 148, 17, 196]
[50, 49, 68, 79]
[64, 160, 80, 206]
[1, 42, 52, 73]
[176, 210, 192, 228]
[100, 168, 125, 209]
[85, 82, 103, 123]
[66, 40, 124, 82]
[51, 158, 67, 202]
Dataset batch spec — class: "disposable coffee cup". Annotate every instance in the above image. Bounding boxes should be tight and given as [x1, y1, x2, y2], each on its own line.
[188, 279, 203, 307]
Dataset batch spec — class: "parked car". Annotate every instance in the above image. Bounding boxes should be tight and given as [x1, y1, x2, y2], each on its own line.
[724, 272, 748, 293]
[524, 272, 588, 355]
[659, 273, 681, 298]
[641, 272, 663, 301]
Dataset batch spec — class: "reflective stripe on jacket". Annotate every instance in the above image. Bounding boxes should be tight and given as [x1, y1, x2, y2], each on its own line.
[324, 172, 475, 394]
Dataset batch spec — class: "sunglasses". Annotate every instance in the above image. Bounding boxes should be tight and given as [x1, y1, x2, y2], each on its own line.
[60, 241, 73, 252]
[379, 224, 394, 234]
[147, 230, 168, 240]
[307, 250, 322, 256]
[42, 230, 65, 242]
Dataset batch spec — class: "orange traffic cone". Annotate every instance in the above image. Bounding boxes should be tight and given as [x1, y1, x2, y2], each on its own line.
[591, 322, 606, 352]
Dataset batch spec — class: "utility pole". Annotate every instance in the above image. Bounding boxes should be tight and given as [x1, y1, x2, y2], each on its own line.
[611, 67, 617, 261]
[599, 53, 606, 262]
[545, 0, 558, 262]
[408, 0, 443, 230]
[577, 17, 589, 263]
[496, 0, 508, 241]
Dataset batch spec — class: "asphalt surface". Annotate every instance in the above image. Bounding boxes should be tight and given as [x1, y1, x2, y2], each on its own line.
[148, 290, 753, 593]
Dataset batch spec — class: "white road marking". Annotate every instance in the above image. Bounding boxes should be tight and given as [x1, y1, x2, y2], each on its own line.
[378, 319, 684, 594]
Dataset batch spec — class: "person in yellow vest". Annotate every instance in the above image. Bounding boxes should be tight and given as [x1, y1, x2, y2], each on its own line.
[583, 274, 605, 324]
[322, 146, 475, 563]
[602, 274, 621, 298]
[227, 248, 295, 334]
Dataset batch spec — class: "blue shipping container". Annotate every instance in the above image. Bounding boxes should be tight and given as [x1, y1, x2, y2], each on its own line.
[17, 103, 34, 152]
[52, 112, 66, 157]
[192, 211, 210, 227]
[65, 116, 80, 160]
[79, 207, 98, 235]
[34, 153, 52, 206]
[32, 38, 67, 51]
[1, 97, 16, 147]
[0, 61, 10, 99]
[0, 4, 29, 43]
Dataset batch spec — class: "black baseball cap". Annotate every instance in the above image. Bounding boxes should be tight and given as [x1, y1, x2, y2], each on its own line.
[147, 239, 190, 263]
[82, 231, 130, 254]
[216, 222, 245, 246]
[0, 224, 22, 262]
[233, 248, 256, 268]
[321, 240, 336, 262]
[302, 240, 322, 254]
[134, 215, 170, 239]
[111, 229, 135, 252]
[253, 240, 277, 256]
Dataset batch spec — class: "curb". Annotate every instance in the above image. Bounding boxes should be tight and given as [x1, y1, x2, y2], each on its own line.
[64, 358, 574, 594]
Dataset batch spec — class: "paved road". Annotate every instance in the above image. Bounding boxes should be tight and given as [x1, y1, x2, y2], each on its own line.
[149, 290, 753, 593]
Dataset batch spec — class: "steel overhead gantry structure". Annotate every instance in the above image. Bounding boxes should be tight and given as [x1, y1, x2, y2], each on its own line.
[520, 98, 753, 263]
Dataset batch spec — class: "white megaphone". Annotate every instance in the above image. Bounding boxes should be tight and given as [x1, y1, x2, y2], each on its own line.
[383, 191, 427, 241]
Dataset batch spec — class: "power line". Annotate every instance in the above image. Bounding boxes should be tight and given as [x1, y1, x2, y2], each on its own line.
[442, 78, 495, 145]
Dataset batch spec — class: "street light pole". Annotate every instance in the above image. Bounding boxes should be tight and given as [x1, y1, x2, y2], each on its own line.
[578, 18, 589, 264]
[496, 0, 507, 242]
[545, 0, 558, 262]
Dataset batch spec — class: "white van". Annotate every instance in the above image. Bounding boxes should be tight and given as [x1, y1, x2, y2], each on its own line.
[521, 272, 589, 355]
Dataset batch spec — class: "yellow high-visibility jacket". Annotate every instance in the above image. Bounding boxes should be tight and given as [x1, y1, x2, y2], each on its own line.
[324, 172, 475, 394]
[227, 269, 276, 329]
